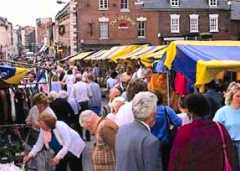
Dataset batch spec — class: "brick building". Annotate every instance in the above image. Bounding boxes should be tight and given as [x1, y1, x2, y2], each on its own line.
[230, 0, 240, 40]
[35, 18, 53, 51]
[143, 0, 235, 44]
[21, 26, 36, 53]
[55, 3, 71, 58]
[76, 0, 159, 49]
[0, 17, 13, 59]
[55, 0, 78, 58]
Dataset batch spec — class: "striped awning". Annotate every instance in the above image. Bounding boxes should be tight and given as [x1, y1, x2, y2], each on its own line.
[110, 45, 140, 62]
[140, 46, 167, 61]
[84, 50, 108, 61]
[97, 46, 127, 60]
[69, 52, 93, 62]
[131, 46, 166, 60]
[0, 65, 30, 85]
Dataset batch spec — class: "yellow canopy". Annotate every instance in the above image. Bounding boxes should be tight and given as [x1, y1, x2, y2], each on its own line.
[111, 45, 140, 62]
[116, 44, 149, 60]
[69, 52, 93, 62]
[98, 46, 126, 60]
[4, 67, 30, 84]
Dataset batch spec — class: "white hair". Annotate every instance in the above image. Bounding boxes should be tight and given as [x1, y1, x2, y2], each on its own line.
[48, 91, 59, 101]
[132, 91, 158, 121]
[79, 110, 96, 127]
[111, 96, 126, 106]
[58, 90, 68, 99]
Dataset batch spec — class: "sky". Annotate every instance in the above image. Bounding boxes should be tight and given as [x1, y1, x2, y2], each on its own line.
[0, 0, 69, 27]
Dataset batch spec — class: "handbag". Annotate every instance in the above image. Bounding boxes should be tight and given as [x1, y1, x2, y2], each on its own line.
[215, 122, 233, 171]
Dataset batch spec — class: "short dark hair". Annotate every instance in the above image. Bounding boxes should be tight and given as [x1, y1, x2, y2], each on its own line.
[67, 70, 73, 75]
[185, 93, 209, 117]
[111, 72, 118, 79]
[126, 79, 148, 101]
[179, 96, 187, 109]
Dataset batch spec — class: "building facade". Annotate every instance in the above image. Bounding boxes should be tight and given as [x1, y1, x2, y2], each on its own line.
[35, 18, 53, 51]
[21, 26, 36, 53]
[76, 0, 159, 50]
[0, 17, 13, 60]
[143, 0, 235, 44]
[55, 2, 71, 58]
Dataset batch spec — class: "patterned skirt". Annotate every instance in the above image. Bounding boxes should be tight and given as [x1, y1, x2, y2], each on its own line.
[92, 146, 115, 171]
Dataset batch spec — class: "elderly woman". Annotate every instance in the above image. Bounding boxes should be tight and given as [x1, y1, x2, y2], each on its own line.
[26, 92, 56, 129]
[107, 96, 126, 123]
[79, 110, 118, 171]
[168, 94, 235, 171]
[23, 112, 85, 171]
[115, 91, 162, 171]
[214, 82, 240, 169]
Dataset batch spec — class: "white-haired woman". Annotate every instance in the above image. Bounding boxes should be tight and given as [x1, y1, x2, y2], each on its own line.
[214, 82, 240, 169]
[79, 110, 118, 171]
[107, 96, 126, 123]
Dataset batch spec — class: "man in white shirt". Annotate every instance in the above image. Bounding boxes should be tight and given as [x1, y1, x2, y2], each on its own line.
[115, 79, 148, 127]
[72, 74, 92, 141]
[72, 74, 92, 111]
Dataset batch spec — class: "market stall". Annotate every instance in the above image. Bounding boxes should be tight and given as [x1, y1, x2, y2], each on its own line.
[163, 40, 240, 90]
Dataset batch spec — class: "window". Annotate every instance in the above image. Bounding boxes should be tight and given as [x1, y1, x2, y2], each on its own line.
[121, 0, 129, 9]
[209, 14, 219, 32]
[137, 22, 145, 38]
[99, 22, 109, 39]
[170, 0, 180, 7]
[170, 14, 180, 33]
[209, 0, 217, 7]
[190, 14, 199, 33]
[99, 0, 108, 10]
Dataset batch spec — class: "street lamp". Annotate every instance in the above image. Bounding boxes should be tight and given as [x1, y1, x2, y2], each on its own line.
[56, 0, 67, 4]
[227, 0, 232, 9]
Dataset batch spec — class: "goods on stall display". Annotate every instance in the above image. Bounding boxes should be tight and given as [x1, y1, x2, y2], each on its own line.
[0, 163, 22, 171]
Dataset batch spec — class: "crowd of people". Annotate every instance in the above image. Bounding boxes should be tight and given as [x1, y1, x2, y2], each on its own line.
[20, 61, 240, 171]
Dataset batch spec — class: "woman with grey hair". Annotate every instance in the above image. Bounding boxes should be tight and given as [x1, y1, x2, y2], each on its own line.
[79, 110, 118, 171]
[115, 91, 163, 171]
[214, 82, 240, 169]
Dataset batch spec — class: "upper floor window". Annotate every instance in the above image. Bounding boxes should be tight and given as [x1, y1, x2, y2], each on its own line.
[189, 14, 199, 33]
[170, 14, 180, 33]
[99, 17, 109, 39]
[121, 0, 129, 10]
[137, 17, 147, 38]
[170, 0, 180, 7]
[209, 0, 217, 7]
[209, 14, 219, 32]
[99, 0, 108, 10]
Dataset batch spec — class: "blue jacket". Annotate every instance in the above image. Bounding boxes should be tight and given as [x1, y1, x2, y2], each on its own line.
[151, 105, 182, 144]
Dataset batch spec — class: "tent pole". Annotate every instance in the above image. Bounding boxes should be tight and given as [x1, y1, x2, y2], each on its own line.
[166, 69, 170, 106]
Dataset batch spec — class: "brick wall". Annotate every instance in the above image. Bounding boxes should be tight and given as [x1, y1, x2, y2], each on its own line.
[76, 0, 159, 48]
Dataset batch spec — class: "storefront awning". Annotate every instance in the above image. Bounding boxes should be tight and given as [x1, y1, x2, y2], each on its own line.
[69, 52, 93, 62]
[84, 50, 108, 61]
[131, 45, 166, 60]
[110, 45, 140, 62]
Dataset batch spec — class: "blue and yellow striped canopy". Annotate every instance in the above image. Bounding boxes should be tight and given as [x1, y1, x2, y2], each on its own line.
[164, 40, 240, 88]
[0, 65, 29, 85]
